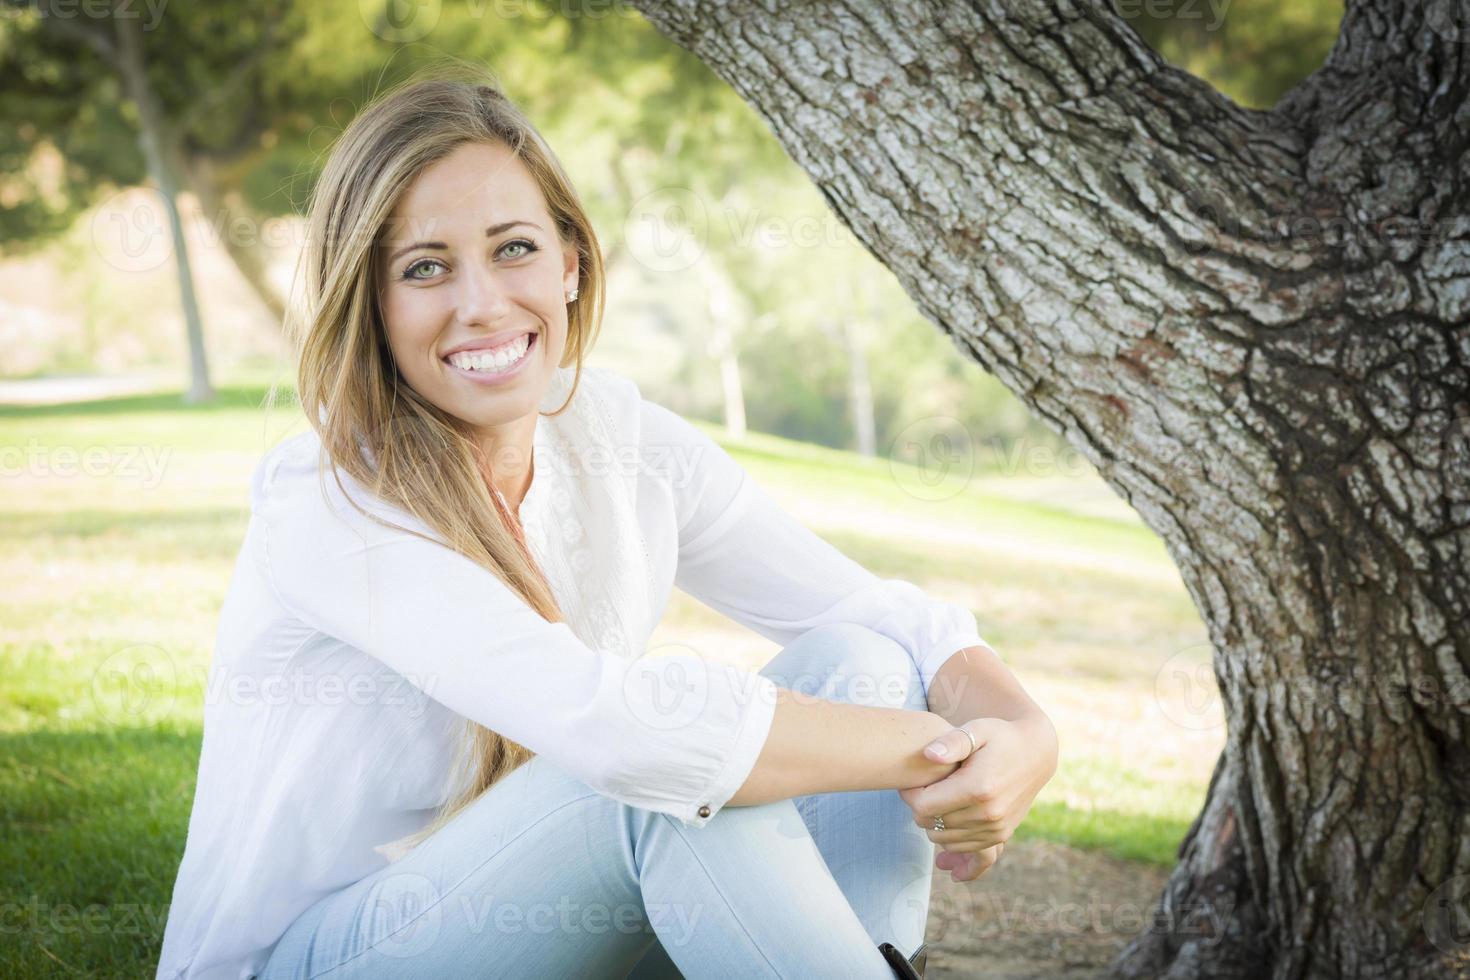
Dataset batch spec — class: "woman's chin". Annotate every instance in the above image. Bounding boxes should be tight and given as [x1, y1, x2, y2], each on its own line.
[446, 384, 543, 431]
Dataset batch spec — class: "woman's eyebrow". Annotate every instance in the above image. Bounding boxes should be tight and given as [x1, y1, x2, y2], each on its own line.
[385, 220, 543, 264]
[485, 219, 541, 236]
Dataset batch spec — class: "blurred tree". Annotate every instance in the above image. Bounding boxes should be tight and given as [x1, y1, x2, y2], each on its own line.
[628, 0, 1470, 977]
[1, 0, 1113, 456]
[0, 0, 802, 397]
[0, 0, 255, 400]
[1130, 0, 1342, 109]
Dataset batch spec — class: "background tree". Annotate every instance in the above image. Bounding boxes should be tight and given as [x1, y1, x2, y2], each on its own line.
[623, 0, 1470, 977]
[0, 0, 271, 400]
[0, 0, 803, 400]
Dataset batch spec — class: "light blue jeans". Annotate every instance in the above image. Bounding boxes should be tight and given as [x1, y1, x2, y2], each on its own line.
[258, 623, 936, 978]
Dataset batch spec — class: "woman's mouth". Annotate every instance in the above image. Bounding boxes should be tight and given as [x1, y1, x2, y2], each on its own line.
[443, 332, 536, 384]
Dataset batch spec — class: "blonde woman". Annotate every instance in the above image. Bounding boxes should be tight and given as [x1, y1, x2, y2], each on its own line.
[155, 71, 1058, 980]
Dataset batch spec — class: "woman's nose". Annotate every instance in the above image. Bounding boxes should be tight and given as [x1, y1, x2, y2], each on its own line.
[452, 264, 512, 326]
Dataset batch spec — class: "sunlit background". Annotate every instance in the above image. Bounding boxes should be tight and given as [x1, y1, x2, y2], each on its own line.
[0, 2, 1343, 976]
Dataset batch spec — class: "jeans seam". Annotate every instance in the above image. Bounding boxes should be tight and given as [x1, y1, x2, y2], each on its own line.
[796, 795, 819, 847]
[301, 789, 605, 979]
[653, 814, 786, 978]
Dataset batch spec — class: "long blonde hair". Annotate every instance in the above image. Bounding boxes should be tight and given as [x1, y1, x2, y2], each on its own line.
[281, 67, 605, 848]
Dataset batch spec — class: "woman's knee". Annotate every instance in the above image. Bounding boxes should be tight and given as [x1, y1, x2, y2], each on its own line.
[627, 797, 826, 892]
[761, 623, 923, 711]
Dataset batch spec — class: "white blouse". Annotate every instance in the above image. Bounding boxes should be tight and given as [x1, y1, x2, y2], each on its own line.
[155, 363, 986, 980]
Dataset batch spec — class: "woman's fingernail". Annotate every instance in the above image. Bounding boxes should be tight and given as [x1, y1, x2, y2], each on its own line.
[927, 743, 948, 758]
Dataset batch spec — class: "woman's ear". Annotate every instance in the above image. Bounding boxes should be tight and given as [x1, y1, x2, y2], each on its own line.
[561, 233, 580, 295]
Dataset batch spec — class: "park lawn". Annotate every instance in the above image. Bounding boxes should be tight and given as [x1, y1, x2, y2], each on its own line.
[0, 380, 1221, 978]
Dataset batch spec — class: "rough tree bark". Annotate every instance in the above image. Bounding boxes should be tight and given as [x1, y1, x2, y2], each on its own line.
[625, 1, 1470, 978]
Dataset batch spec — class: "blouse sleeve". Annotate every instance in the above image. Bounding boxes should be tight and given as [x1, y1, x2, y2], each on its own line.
[643, 399, 988, 706]
[248, 433, 777, 830]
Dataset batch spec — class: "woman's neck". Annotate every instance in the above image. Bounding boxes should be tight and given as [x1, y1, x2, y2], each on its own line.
[474, 416, 538, 516]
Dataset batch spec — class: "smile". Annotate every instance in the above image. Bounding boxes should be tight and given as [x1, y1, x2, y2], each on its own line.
[443, 333, 535, 378]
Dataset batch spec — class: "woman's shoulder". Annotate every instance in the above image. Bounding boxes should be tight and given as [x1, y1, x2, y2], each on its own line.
[249, 429, 324, 512]
[247, 428, 405, 533]
[574, 364, 700, 447]
[566, 364, 656, 451]
[575, 363, 641, 417]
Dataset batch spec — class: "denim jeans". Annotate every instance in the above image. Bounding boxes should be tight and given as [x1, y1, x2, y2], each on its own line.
[257, 622, 936, 978]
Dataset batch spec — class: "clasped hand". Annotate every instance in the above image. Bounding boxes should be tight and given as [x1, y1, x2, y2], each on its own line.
[897, 713, 1058, 883]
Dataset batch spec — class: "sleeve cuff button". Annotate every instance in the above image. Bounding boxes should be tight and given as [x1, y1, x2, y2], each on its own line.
[698, 804, 711, 818]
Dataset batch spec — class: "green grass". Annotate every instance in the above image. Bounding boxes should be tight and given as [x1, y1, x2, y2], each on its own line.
[0, 379, 1217, 977]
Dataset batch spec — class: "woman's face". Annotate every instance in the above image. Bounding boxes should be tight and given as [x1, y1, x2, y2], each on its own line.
[377, 141, 579, 441]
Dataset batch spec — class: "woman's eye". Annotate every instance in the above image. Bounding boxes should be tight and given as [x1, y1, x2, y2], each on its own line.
[400, 240, 538, 280]
[499, 238, 540, 260]
[402, 258, 445, 280]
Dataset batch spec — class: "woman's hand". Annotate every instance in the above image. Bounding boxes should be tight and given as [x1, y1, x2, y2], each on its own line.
[898, 711, 1059, 883]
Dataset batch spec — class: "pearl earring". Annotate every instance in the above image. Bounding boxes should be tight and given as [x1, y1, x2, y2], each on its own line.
[566, 287, 579, 303]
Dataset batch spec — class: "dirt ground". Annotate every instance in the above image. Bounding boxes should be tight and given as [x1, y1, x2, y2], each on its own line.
[924, 838, 1173, 979]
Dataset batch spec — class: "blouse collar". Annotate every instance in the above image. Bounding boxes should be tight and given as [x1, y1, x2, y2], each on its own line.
[516, 363, 575, 522]
[343, 363, 576, 517]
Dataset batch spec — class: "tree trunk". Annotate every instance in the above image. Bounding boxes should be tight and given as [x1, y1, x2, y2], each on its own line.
[700, 257, 749, 439]
[181, 153, 290, 328]
[626, 1, 1470, 977]
[843, 312, 877, 458]
[114, 13, 214, 404]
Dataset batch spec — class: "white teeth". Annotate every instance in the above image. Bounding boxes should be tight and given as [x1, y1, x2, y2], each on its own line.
[447, 334, 532, 373]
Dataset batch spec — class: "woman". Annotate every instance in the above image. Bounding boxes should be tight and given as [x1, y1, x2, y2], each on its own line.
[155, 70, 1058, 980]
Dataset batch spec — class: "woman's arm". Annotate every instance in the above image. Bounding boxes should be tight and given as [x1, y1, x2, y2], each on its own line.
[249, 432, 781, 830]
[733, 643, 1053, 813]
[728, 688, 959, 806]
[642, 397, 996, 805]
[929, 642, 1053, 729]
[645, 398, 991, 706]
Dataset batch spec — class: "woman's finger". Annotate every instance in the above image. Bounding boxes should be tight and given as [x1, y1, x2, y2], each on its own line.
[922, 722, 982, 762]
[927, 834, 1007, 852]
[921, 801, 1007, 834]
[924, 809, 1011, 848]
[948, 842, 1004, 882]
